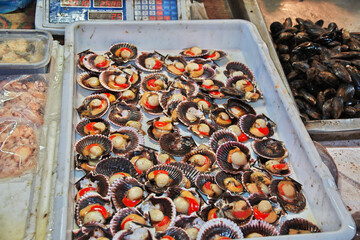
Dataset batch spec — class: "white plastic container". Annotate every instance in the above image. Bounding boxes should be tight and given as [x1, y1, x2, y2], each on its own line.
[58, 20, 356, 239]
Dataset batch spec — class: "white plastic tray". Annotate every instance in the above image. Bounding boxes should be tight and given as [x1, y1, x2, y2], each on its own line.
[59, 20, 355, 239]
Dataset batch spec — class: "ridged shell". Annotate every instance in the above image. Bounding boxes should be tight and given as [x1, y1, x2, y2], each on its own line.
[112, 228, 156, 240]
[242, 169, 273, 196]
[269, 178, 306, 213]
[224, 98, 256, 119]
[180, 47, 209, 58]
[156, 227, 190, 240]
[76, 94, 110, 119]
[209, 130, 238, 153]
[247, 193, 282, 225]
[72, 222, 112, 240]
[147, 117, 179, 142]
[251, 138, 288, 160]
[136, 52, 164, 72]
[110, 127, 144, 156]
[224, 61, 255, 81]
[210, 108, 237, 128]
[191, 58, 218, 70]
[199, 79, 225, 93]
[155, 152, 176, 165]
[195, 174, 223, 200]
[216, 141, 251, 174]
[182, 148, 216, 173]
[188, 119, 217, 139]
[109, 42, 138, 64]
[164, 55, 188, 76]
[203, 50, 227, 61]
[82, 53, 111, 73]
[177, 101, 205, 126]
[118, 64, 141, 86]
[196, 218, 243, 240]
[160, 87, 188, 110]
[110, 207, 147, 234]
[94, 90, 122, 105]
[95, 156, 139, 179]
[127, 147, 158, 176]
[77, 49, 95, 71]
[145, 165, 184, 193]
[140, 91, 164, 115]
[110, 177, 146, 210]
[99, 70, 131, 92]
[108, 101, 142, 127]
[188, 93, 217, 114]
[279, 218, 321, 235]
[75, 172, 110, 200]
[241, 220, 279, 237]
[240, 114, 275, 140]
[174, 212, 205, 230]
[258, 157, 292, 177]
[141, 73, 169, 92]
[76, 118, 111, 137]
[215, 171, 244, 194]
[172, 77, 199, 97]
[165, 187, 202, 215]
[75, 134, 113, 160]
[168, 162, 200, 188]
[77, 72, 104, 91]
[119, 87, 140, 105]
[164, 99, 182, 122]
[159, 133, 196, 157]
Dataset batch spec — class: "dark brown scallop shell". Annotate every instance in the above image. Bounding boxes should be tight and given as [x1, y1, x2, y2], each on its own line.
[127, 147, 158, 175]
[190, 66, 216, 82]
[270, 178, 306, 213]
[251, 138, 288, 160]
[215, 171, 244, 194]
[145, 165, 184, 193]
[156, 227, 190, 240]
[203, 50, 227, 61]
[195, 174, 223, 200]
[241, 220, 279, 237]
[173, 213, 205, 239]
[177, 101, 205, 126]
[240, 114, 275, 140]
[75, 172, 110, 200]
[72, 222, 112, 240]
[247, 193, 283, 225]
[188, 93, 217, 114]
[172, 77, 199, 97]
[159, 133, 196, 157]
[110, 207, 148, 234]
[182, 148, 216, 173]
[147, 117, 179, 142]
[95, 156, 139, 179]
[188, 119, 217, 139]
[99, 70, 131, 92]
[82, 53, 111, 73]
[118, 64, 141, 86]
[258, 157, 292, 177]
[119, 86, 140, 105]
[279, 218, 321, 235]
[164, 99, 182, 122]
[165, 187, 202, 215]
[224, 61, 255, 81]
[219, 86, 246, 99]
[109, 127, 144, 156]
[216, 192, 253, 227]
[75, 193, 113, 227]
[224, 98, 256, 119]
[242, 169, 273, 196]
[76, 118, 111, 137]
[210, 108, 237, 128]
[199, 204, 223, 222]
[168, 162, 200, 188]
[77, 72, 104, 91]
[209, 129, 238, 153]
[75, 134, 113, 161]
[191, 58, 218, 70]
[164, 55, 188, 76]
[112, 228, 155, 240]
[199, 79, 225, 93]
[140, 91, 164, 115]
[225, 76, 262, 102]
[77, 94, 110, 119]
[108, 101, 142, 127]
[93, 90, 122, 105]
[110, 177, 146, 210]
[155, 152, 176, 165]
[141, 73, 169, 92]
[197, 218, 243, 240]
[180, 47, 209, 58]
[77, 49, 95, 71]
[216, 141, 252, 174]
[136, 52, 164, 73]
[160, 87, 188, 109]
[109, 43, 138, 64]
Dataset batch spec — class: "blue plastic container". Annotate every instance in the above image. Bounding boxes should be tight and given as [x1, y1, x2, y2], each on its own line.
[0, 0, 33, 14]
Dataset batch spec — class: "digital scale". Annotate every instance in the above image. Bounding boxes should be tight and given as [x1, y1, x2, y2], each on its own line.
[35, 0, 189, 34]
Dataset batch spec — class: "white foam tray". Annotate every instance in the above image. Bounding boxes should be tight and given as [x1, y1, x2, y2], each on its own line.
[57, 20, 356, 239]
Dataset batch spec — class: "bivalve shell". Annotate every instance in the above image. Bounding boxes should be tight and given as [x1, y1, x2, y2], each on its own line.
[209, 129, 238, 153]
[251, 138, 288, 160]
[216, 141, 252, 174]
[240, 114, 275, 140]
[164, 55, 188, 76]
[147, 116, 179, 142]
[99, 69, 132, 92]
[188, 119, 217, 139]
[159, 133, 196, 157]
[118, 64, 141, 86]
[196, 218, 243, 240]
[182, 148, 216, 173]
[140, 91, 164, 115]
[177, 101, 205, 126]
[224, 98, 256, 119]
[195, 174, 223, 200]
[241, 220, 279, 237]
[82, 53, 111, 73]
[203, 50, 227, 61]
[112, 228, 156, 240]
[75, 134, 113, 161]
[215, 171, 244, 194]
[180, 47, 209, 58]
[110, 177, 146, 210]
[109, 127, 144, 156]
[109, 42, 138, 64]
[165, 187, 202, 216]
[110, 207, 148, 234]
[145, 165, 184, 193]
[258, 157, 292, 177]
[247, 193, 283, 225]
[136, 52, 164, 72]
[95, 156, 139, 181]
[77, 49, 95, 71]
[72, 222, 112, 240]
[77, 72, 104, 91]
[76, 94, 110, 119]
[242, 169, 272, 196]
[141, 73, 169, 92]
[210, 107, 237, 128]
[108, 101, 142, 127]
[168, 162, 200, 188]
[76, 118, 110, 137]
[224, 61, 255, 81]
[75, 172, 110, 201]
[156, 227, 190, 240]
[279, 218, 321, 235]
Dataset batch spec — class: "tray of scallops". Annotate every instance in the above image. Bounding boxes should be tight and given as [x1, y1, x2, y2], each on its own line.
[57, 20, 355, 239]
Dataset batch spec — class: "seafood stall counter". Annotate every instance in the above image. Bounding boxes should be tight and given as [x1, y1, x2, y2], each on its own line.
[57, 20, 355, 239]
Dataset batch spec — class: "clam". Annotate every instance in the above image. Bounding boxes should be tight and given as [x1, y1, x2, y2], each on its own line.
[140, 91, 163, 115]
[210, 107, 237, 128]
[227, 124, 249, 143]
[159, 133, 196, 157]
[247, 193, 283, 225]
[118, 64, 141, 86]
[196, 218, 243, 240]
[168, 162, 200, 188]
[145, 165, 183, 193]
[182, 148, 216, 173]
[242, 169, 272, 195]
[209, 130, 238, 153]
[75, 193, 114, 227]
[147, 116, 178, 142]
[110, 207, 148, 234]
[165, 187, 201, 216]
[270, 178, 306, 213]
[251, 138, 288, 160]
[72, 222, 112, 240]
[110, 177, 146, 210]
[77, 72, 104, 91]
[156, 227, 190, 240]
[279, 218, 321, 235]
[76, 118, 110, 137]
[95, 156, 139, 184]
[77, 94, 110, 119]
[188, 119, 217, 139]
[128, 147, 157, 176]
[241, 220, 279, 237]
[240, 114, 275, 140]
[224, 61, 255, 81]
[180, 46, 209, 58]
[203, 50, 227, 61]
[164, 55, 187, 76]
[108, 101, 142, 127]
[109, 42, 138, 64]
[174, 214, 205, 240]
[82, 53, 111, 73]
[215, 171, 244, 194]
[75, 172, 110, 201]
[224, 98, 256, 119]
[195, 174, 223, 200]
[216, 141, 252, 174]
[139, 194, 177, 232]
[99, 70, 131, 92]
[136, 52, 164, 72]
[177, 101, 205, 126]
[141, 73, 169, 92]
[109, 127, 144, 156]
[188, 93, 217, 114]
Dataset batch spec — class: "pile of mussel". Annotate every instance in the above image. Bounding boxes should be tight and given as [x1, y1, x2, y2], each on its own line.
[73, 44, 320, 239]
[270, 18, 360, 120]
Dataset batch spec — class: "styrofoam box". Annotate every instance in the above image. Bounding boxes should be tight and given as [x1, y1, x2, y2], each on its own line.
[57, 20, 355, 239]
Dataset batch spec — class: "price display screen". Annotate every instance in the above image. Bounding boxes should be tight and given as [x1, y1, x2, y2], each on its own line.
[93, 0, 123, 8]
[60, 0, 90, 7]
[88, 11, 123, 20]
